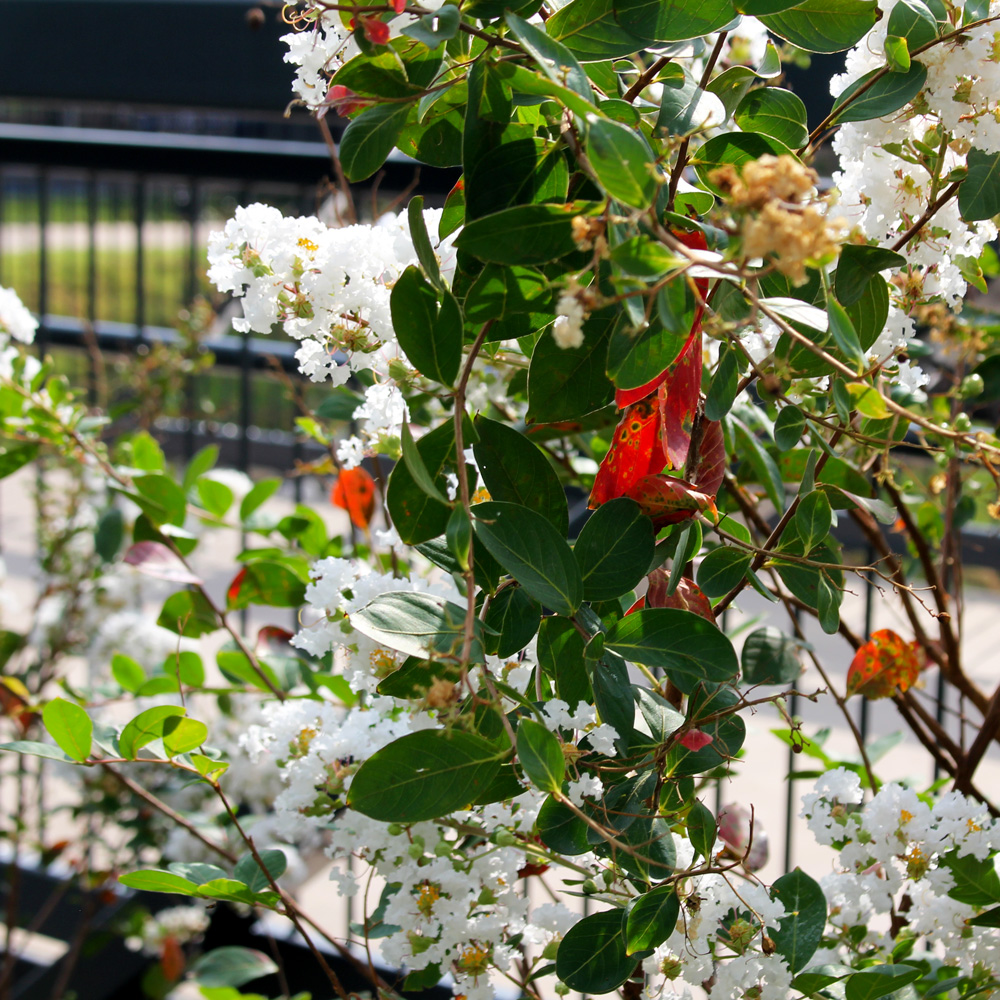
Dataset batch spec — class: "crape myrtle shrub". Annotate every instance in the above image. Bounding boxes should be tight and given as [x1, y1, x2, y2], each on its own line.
[5, 0, 1000, 997]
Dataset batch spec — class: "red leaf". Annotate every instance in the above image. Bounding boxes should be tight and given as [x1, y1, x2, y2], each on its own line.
[679, 729, 713, 751]
[625, 473, 717, 528]
[393, 0, 406, 10]
[691, 418, 726, 496]
[320, 84, 369, 118]
[589, 396, 665, 507]
[645, 570, 716, 623]
[657, 328, 703, 470]
[227, 567, 248, 607]
[331, 467, 377, 529]
[160, 936, 185, 983]
[847, 629, 924, 699]
[256, 626, 295, 655]
[625, 595, 645, 614]
[123, 542, 202, 585]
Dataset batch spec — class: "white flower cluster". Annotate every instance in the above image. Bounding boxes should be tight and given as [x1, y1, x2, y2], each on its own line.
[207, 203, 458, 465]
[831, 0, 1000, 309]
[124, 903, 210, 956]
[0, 285, 37, 345]
[802, 768, 1000, 977]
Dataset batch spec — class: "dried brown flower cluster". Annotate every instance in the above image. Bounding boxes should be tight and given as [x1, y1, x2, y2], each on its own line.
[710, 154, 845, 285]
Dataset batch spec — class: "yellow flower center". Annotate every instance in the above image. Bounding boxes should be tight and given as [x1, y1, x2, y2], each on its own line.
[899, 810, 913, 825]
[417, 882, 441, 916]
[297, 237, 319, 253]
[457, 943, 491, 975]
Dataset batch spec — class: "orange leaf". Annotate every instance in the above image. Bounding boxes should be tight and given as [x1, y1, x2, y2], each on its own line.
[161, 936, 185, 983]
[331, 467, 377, 529]
[227, 567, 248, 607]
[625, 473, 717, 528]
[589, 396, 665, 507]
[846, 629, 924, 699]
[645, 569, 716, 624]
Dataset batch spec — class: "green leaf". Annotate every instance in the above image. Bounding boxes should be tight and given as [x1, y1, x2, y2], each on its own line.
[111, 654, 146, 692]
[347, 729, 504, 822]
[605, 608, 739, 691]
[943, 848, 1000, 906]
[960, 147, 1000, 222]
[883, 34, 911, 72]
[741, 626, 802, 684]
[119, 869, 199, 896]
[483, 586, 541, 657]
[401, 3, 460, 47]
[516, 718, 565, 793]
[575, 498, 655, 602]
[387, 419, 461, 544]
[547, 0, 650, 59]
[407, 195, 443, 288]
[234, 849, 288, 893]
[705, 344, 741, 421]
[0, 740, 74, 762]
[94, 507, 124, 562]
[182, 444, 220, 491]
[697, 546, 752, 598]
[473, 415, 568, 534]
[527, 307, 617, 422]
[131, 473, 187, 527]
[391, 266, 462, 386]
[624, 884, 680, 955]
[656, 67, 727, 138]
[769, 868, 827, 972]
[189, 948, 279, 989]
[339, 102, 411, 182]
[351, 591, 487, 662]
[835, 245, 904, 307]
[162, 717, 208, 756]
[759, 0, 880, 52]
[844, 966, 922, 1000]
[504, 12, 595, 105]
[734, 87, 809, 148]
[538, 794, 590, 853]
[455, 203, 581, 264]
[401, 423, 450, 506]
[119, 705, 187, 760]
[586, 115, 657, 209]
[197, 477, 234, 518]
[608, 311, 690, 391]
[687, 799, 717, 862]
[589, 652, 634, 753]
[830, 62, 927, 125]
[42, 697, 92, 762]
[827, 297, 865, 371]
[774, 405, 806, 450]
[227, 561, 306, 610]
[886, 0, 938, 48]
[474, 501, 583, 616]
[240, 478, 281, 521]
[968, 904, 1000, 927]
[794, 490, 832, 552]
[556, 909, 635, 993]
[0, 443, 38, 479]
[615, 0, 739, 41]
[733, 420, 785, 512]
[538, 616, 591, 707]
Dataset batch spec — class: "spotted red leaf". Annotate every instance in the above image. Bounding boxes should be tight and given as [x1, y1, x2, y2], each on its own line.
[846, 629, 924, 699]
[331, 466, 377, 529]
[657, 330, 703, 470]
[589, 396, 665, 507]
[645, 569, 716, 623]
[625, 473, 717, 528]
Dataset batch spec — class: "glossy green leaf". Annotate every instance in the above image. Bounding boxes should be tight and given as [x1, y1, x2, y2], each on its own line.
[886, 0, 938, 48]
[162, 717, 208, 756]
[769, 868, 828, 972]
[119, 869, 199, 896]
[883, 34, 911, 72]
[189, 947, 279, 989]
[390, 265, 462, 386]
[830, 62, 927, 125]
[483, 585, 541, 657]
[157, 589, 218, 638]
[616, 0, 739, 41]
[42, 697, 92, 763]
[473, 415, 568, 534]
[234, 849, 288, 893]
[828, 297, 865, 370]
[835, 245, 904, 307]
[387, 420, 461, 544]
[697, 546, 752, 598]
[456, 203, 581, 264]
[538, 616, 591, 707]
[94, 507, 124, 562]
[339, 103, 411, 182]
[844, 965, 922, 1000]
[351, 591, 486, 662]
[547, 0, 649, 59]
[538, 794, 591, 853]
[401, 3, 461, 47]
[608, 312, 690, 390]
[960, 147, 1000, 222]
[741, 626, 802, 684]
[0, 741, 74, 762]
[516, 718, 565, 792]
[347, 729, 504, 822]
[0, 443, 38, 479]
[794, 490, 833, 551]
[585, 115, 658, 209]
[575, 498, 656, 601]
[733, 420, 785, 512]
[474, 501, 583, 615]
[556, 909, 635, 993]
[624, 884, 680, 955]
[687, 799, 717, 861]
[734, 87, 808, 147]
[505, 12, 595, 105]
[119, 705, 186, 760]
[407, 195, 443, 288]
[112, 653, 146, 693]
[773, 405, 806, 450]
[705, 344, 741, 420]
[656, 68, 727, 137]
[943, 848, 1000, 906]
[759, 0, 879, 52]
[605, 608, 739, 689]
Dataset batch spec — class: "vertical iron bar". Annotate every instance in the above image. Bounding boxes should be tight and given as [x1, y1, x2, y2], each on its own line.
[37, 170, 49, 354]
[134, 175, 146, 345]
[86, 172, 98, 407]
[184, 178, 200, 461]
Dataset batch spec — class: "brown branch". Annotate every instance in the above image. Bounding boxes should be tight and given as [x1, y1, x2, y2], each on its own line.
[890, 182, 961, 253]
[623, 55, 671, 103]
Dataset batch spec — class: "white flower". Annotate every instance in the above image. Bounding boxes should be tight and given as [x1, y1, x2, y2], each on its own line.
[0, 286, 37, 344]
